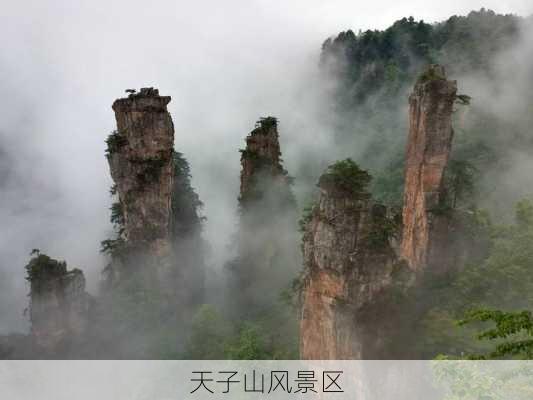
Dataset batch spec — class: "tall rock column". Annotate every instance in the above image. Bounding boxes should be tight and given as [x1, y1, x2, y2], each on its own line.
[400, 65, 457, 271]
[107, 88, 174, 259]
[228, 117, 298, 311]
[299, 161, 397, 359]
[239, 116, 292, 207]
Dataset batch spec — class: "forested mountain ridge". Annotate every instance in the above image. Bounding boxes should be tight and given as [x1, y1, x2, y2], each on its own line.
[320, 9, 533, 215]
[321, 9, 520, 106]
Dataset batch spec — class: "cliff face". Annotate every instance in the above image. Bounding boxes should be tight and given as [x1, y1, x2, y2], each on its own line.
[104, 88, 206, 322]
[300, 164, 397, 359]
[108, 88, 174, 258]
[400, 65, 457, 271]
[26, 254, 89, 353]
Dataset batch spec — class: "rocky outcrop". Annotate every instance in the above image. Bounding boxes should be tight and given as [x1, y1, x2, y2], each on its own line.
[228, 117, 299, 312]
[299, 161, 398, 359]
[107, 87, 175, 258]
[239, 116, 292, 207]
[103, 89, 206, 328]
[25, 253, 90, 354]
[400, 65, 457, 272]
[299, 65, 462, 360]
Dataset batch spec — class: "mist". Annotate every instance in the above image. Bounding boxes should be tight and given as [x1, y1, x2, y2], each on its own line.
[1, 0, 532, 336]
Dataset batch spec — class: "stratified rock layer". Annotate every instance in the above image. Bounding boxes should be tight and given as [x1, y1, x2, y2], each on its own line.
[400, 65, 457, 271]
[300, 174, 396, 359]
[108, 88, 174, 257]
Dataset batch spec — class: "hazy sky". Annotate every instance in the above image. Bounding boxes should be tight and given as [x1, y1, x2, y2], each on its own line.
[0, 0, 532, 334]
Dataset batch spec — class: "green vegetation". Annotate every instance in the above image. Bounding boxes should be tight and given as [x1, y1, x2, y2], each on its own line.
[136, 156, 167, 185]
[184, 305, 231, 359]
[321, 158, 372, 194]
[219, 116, 300, 359]
[255, 116, 278, 130]
[100, 237, 125, 256]
[445, 159, 478, 209]
[367, 206, 399, 250]
[96, 151, 208, 358]
[105, 130, 127, 157]
[21, 9, 533, 362]
[100, 195, 125, 256]
[417, 66, 446, 83]
[109, 201, 124, 227]
[184, 301, 299, 360]
[239, 150, 278, 175]
[99, 266, 187, 358]
[433, 360, 533, 399]
[322, 8, 527, 217]
[298, 202, 315, 233]
[458, 309, 533, 359]
[455, 94, 472, 105]
[24, 251, 67, 286]
[371, 154, 405, 208]
[170, 151, 205, 238]
[238, 153, 295, 211]
[414, 199, 533, 358]
[322, 9, 519, 105]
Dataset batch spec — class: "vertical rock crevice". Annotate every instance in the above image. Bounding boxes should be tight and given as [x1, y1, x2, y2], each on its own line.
[107, 87, 175, 260]
[299, 161, 398, 359]
[400, 65, 457, 272]
[299, 65, 460, 359]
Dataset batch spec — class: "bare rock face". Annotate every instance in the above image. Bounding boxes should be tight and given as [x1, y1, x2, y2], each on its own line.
[26, 254, 90, 354]
[299, 164, 397, 359]
[400, 65, 457, 271]
[108, 88, 174, 258]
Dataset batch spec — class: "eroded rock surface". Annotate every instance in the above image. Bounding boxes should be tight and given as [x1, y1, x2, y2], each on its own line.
[300, 166, 397, 359]
[108, 87, 175, 257]
[400, 65, 457, 271]
[26, 254, 90, 354]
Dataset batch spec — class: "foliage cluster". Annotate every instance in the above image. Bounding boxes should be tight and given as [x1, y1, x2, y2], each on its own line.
[170, 151, 205, 239]
[417, 66, 446, 83]
[255, 116, 278, 131]
[184, 302, 299, 360]
[105, 130, 127, 157]
[320, 158, 372, 195]
[459, 309, 533, 359]
[366, 206, 399, 250]
[24, 251, 67, 285]
[416, 199, 533, 359]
